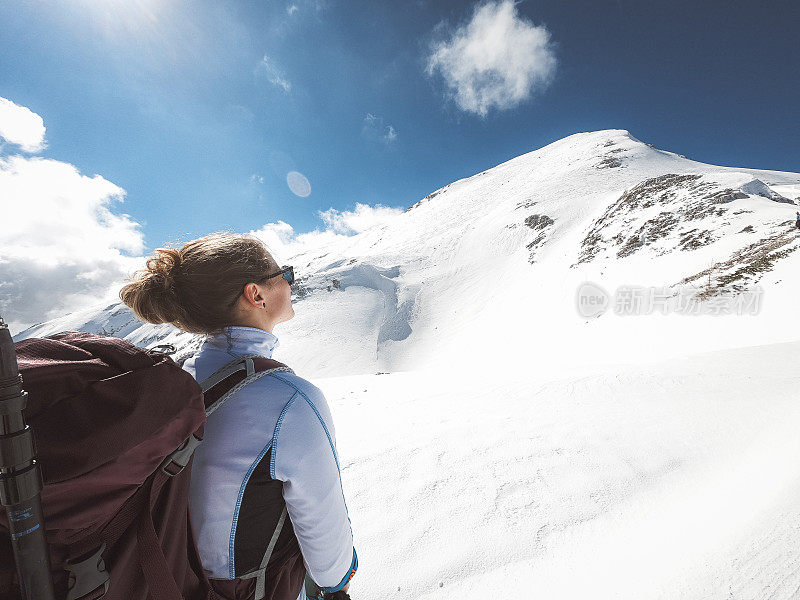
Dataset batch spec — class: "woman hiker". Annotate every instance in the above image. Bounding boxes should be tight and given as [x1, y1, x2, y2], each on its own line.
[120, 232, 357, 600]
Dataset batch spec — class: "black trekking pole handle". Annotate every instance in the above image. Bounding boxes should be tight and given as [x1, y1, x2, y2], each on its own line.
[0, 317, 56, 600]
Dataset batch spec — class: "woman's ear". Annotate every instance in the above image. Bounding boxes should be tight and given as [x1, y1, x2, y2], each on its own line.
[243, 282, 261, 306]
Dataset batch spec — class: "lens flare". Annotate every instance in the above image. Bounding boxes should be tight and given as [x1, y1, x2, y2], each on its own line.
[286, 171, 311, 197]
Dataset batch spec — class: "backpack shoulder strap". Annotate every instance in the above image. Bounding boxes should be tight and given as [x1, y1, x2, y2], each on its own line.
[200, 354, 294, 417]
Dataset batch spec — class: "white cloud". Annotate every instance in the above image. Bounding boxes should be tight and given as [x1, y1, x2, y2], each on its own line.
[250, 173, 265, 184]
[250, 203, 404, 263]
[363, 113, 398, 144]
[319, 202, 403, 234]
[425, 0, 556, 117]
[0, 97, 47, 153]
[250, 220, 342, 265]
[257, 55, 292, 92]
[0, 154, 145, 335]
[287, 4, 298, 15]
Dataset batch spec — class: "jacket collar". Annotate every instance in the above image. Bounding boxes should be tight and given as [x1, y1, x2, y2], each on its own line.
[202, 326, 279, 358]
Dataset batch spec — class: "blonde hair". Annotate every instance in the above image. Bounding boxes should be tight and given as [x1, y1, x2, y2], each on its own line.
[119, 231, 279, 335]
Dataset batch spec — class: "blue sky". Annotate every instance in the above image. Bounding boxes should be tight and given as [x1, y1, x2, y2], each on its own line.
[1, 0, 799, 333]
[2, 0, 798, 254]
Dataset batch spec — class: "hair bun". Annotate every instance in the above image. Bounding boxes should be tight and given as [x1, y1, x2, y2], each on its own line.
[146, 247, 182, 291]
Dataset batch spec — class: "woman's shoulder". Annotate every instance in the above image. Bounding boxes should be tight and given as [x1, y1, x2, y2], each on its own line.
[266, 372, 338, 463]
[259, 369, 327, 407]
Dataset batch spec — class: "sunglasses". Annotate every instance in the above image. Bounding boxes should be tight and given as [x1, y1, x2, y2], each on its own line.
[228, 265, 295, 308]
[263, 265, 294, 285]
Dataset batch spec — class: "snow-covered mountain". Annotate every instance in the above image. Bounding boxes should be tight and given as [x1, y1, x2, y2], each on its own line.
[10, 130, 800, 599]
[14, 129, 799, 378]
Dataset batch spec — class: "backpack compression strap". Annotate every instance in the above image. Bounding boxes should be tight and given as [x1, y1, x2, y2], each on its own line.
[238, 506, 288, 600]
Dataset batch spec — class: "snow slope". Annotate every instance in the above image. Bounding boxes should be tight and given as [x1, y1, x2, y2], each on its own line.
[327, 339, 800, 599]
[10, 129, 800, 598]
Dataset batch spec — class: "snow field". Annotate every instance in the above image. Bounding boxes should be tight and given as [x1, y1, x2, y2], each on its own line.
[319, 340, 800, 599]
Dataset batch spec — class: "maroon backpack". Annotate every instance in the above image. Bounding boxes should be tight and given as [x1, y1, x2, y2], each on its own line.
[0, 331, 303, 600]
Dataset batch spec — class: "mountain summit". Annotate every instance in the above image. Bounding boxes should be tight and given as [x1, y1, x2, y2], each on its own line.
[14, 130, 800, 376]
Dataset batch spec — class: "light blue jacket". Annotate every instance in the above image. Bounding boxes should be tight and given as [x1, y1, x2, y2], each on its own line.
[182, 326, 357, 598]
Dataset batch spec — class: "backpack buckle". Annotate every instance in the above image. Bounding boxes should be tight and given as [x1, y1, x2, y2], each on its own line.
[160, 433, 203, 476]
[148, 343, 177, 355]
[65, 543, 110, 600]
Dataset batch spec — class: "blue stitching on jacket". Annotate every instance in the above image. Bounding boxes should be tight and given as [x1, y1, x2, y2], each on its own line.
[229, 371, 355, 586]
[268, 372, 355, 536]
[270, 392, 299, 480]
[228, 440, 274, 579]
[269, 373, 340, 471]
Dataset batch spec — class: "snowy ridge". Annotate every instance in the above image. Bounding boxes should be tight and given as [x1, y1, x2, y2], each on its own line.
[10, 129, 800, 599]
[14, 129, 800, 377]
